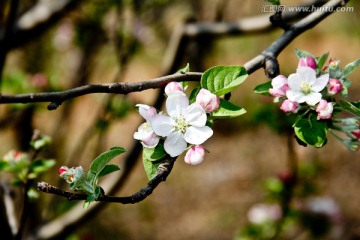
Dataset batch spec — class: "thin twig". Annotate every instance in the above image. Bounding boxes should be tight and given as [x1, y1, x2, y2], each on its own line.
[37, 156, 176, 204]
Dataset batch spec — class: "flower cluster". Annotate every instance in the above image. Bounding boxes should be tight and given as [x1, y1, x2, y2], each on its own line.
[257, 49, 360, 150]
[269, 57, 335, 120]
[134, 82, 220, 165]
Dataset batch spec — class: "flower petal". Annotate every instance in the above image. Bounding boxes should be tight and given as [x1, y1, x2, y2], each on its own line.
[166, 92, 189, 118]
[305, 92, 322, 106]
[136, 104, 150, 119]
[287, 73, 302, 91]
[164, 131, 187, 157]
[151, 114, 174, 137]
[286, 90, 306, 103]
[297, 66, 317, 85]
[312, 73, 329, 92]
[184, 126, 213, 145]
[185, 103, 207, 127]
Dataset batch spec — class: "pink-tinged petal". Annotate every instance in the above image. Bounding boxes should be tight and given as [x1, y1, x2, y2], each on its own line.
[286, 90, 306, 103]
[312, 73, 329, 92]
[166, 92, 189, 118]
[184, 126, 213, 145]
[287, 73, 302, 90]
[136, 104, 150, 119]
[305, 92, 322, 106]
[184, 145, 205, 166]
[164, 131, 187, 157]
[165, 82, 184, 95]
[141, 133, 160, 148]
[185, 103, 207, 127]
[271, 75, 288, 88]
[151, 115, 174, 137]
[297, 66, 317, 84]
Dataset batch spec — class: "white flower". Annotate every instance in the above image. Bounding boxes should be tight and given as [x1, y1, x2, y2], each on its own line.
[151, 92, 213, 157]
[134, 104, 160, 148]
[286, 66, 329, 106]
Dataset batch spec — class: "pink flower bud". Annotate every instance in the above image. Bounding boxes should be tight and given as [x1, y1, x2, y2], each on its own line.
[328, 78, 343, 95]
[298, 56, 316, 69]
[329, 58, 340, 68]
[165, 82, 183, 95]
[269, 75, 289, 97]
[196, 89, 220, 112]
[316, 100, 334, 120]
[280, 100, 299, 113]
[184, 145, 205, 166]
[58, 166, 69, 177]
[351, 129, 360, 140]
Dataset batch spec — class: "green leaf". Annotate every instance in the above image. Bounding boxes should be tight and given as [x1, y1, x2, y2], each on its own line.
[98, 164, 120, 178]
[254, 81, 272, 96]
[266, 0, 280, 5]
[143, 142, 167, 162]
[90, 147, 126, 176]
[176, 63, 190, 89]
[212, 99, 246, 119]
[294, 49, 315, 59]
[201, 66, 248, 96]
[176, 63, 190, 73]
[294, 114, 328, 148]
[143, 158, 162, 180]
[343, 58, 360, 78]
[189, 87, 200, 104]
[339, 100, 360, 116]
[84, 186, 102, 208]
[316, 52, 329, 72]
[29, 159, 55, 174]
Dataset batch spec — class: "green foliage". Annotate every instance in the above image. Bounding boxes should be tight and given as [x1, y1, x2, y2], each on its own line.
[266, 0, 281, 5]
[315, 52, 329, 72]
[201, 66, 248, 96]
[142, 142, 167, 180]
[212, 99, 246, 119]
[343, 58, 360, 78]
[294, 114, 328, 148]
[253, 81, 272, 96]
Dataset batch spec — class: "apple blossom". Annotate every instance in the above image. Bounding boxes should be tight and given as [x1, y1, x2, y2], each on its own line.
[151, 91, 213, 157]
[298, 56, 316, 69]
[286, 66, 329, 106]
[184, 145, 206, 165]
[195, 89, 220, 112]
[247, 203, 282, 224]
[280, 99, 299, 113]
[316, 100, 334, 120]
[134, 104, 160, 148]
[165, 82, 184, 95]
[328, 78, 343, 95]
[59, 166, 84, 183]
[3, 150, 28, 163]
[269, 75, 289, 97]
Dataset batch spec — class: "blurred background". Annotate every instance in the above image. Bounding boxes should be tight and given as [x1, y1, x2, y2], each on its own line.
[0, 0, 360, 239]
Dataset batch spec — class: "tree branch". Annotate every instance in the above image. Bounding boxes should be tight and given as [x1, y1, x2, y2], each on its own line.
[0, 72, 202, 110]
[37, 156, 176, 204]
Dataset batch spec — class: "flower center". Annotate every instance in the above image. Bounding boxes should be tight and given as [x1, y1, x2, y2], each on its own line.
[175, 114, 188, 133]
[300, 81, 312, 95]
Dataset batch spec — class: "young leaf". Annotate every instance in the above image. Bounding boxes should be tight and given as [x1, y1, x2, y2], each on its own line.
[143, 142, 167, 162]
[29, 159, 55, 174]
[189, 86, 200, 104]
[316, 52, 329, 72]
[266, 0, 281, 5]
[294, 114, 328, 148]
[342, 58, 360, 78]
[254, 81, 272, 96]
[339, 100, 360, 116]
[176, 63, 190, 89]
[90, 147, 126, 176]
[212, 99, 246, 119]
[201, 66, 248, 96]
[98, 164, 120, 178]
[294, 49, 315, 59]
[143, 158, 162, 180]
